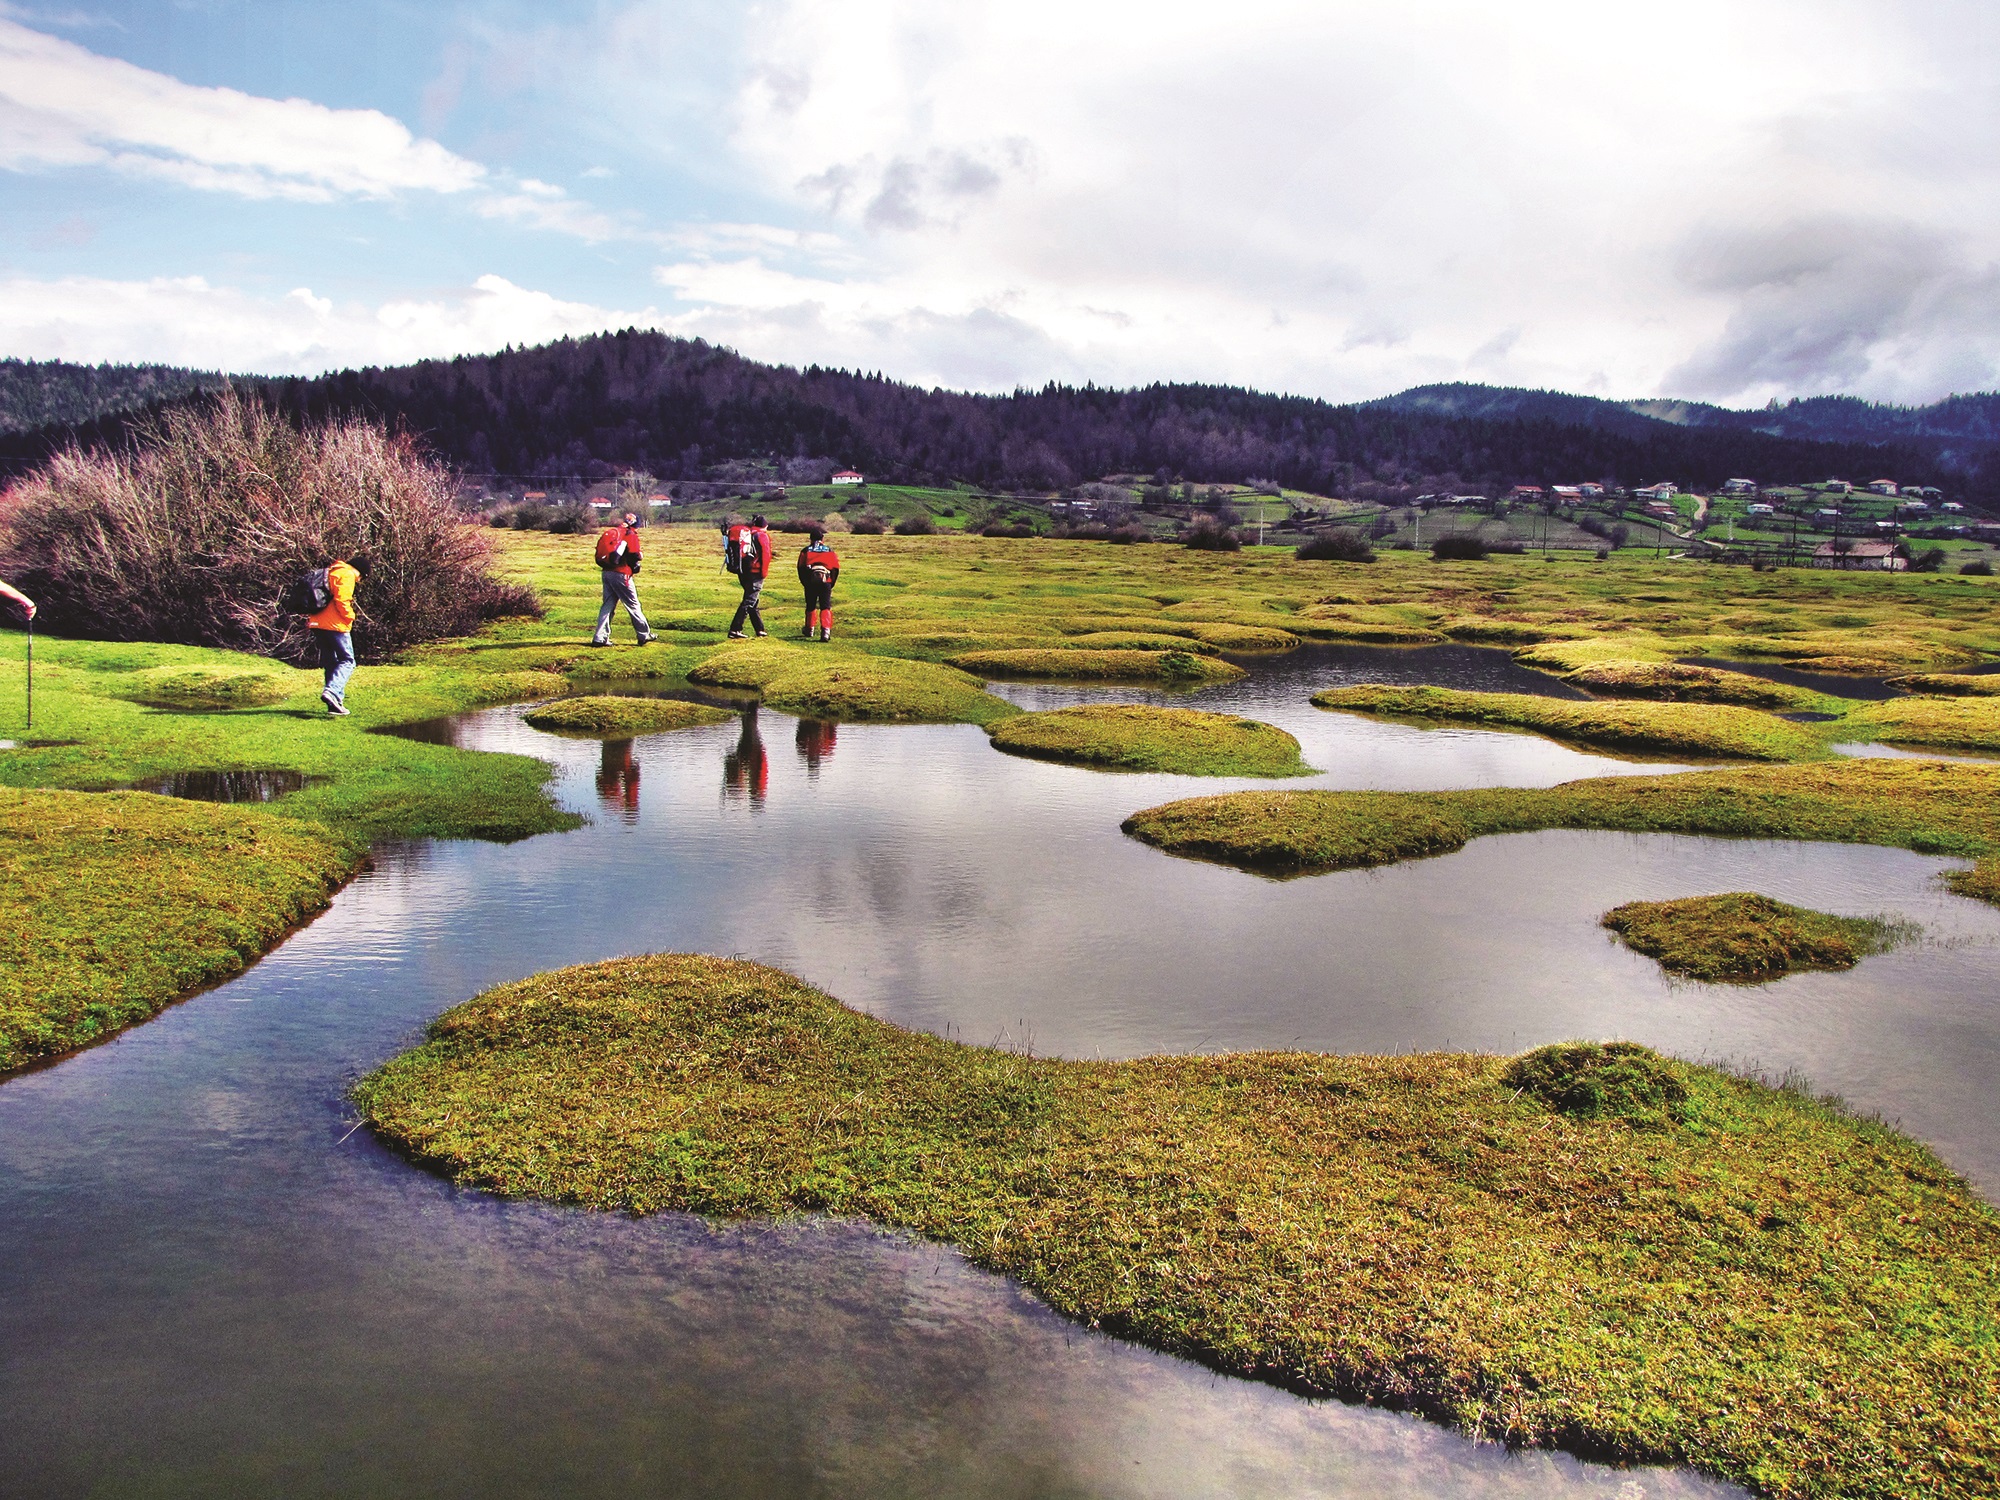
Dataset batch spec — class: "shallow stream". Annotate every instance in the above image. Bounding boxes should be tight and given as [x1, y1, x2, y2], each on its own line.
[6, 644, 1998, 1497]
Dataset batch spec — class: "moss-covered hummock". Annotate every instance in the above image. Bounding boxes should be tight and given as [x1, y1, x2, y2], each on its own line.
[689, 641, 1019, 724]
[953, 647, 1246, 685]
[1121, 759, 2000, 902]
[1, 787, 357, 1070]
[121, 662, 307, 708]
[1312, 684, 1828, 761]
[1837, 695, 2000, 753]
[1561, 660, 1830, 711]
[356, 954, 2000, 1500]
[523, 695, 735, 737]
[1602, 893, 1906, 983]
[988, 706, 1309, 777]
[1886, 673, 2000, 696]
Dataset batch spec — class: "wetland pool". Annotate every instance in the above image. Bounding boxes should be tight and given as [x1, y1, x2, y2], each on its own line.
[5, 645, 1998, 1498]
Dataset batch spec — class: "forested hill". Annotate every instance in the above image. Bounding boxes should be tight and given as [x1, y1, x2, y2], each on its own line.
[0, 358, 225, 436]
[0, 334, 1984, 495]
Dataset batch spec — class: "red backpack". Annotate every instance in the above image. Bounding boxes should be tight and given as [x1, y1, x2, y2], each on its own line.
[595, 526, 629, 567]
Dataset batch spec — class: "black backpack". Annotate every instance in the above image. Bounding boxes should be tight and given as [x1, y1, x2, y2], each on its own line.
[281, 566, 333, 616]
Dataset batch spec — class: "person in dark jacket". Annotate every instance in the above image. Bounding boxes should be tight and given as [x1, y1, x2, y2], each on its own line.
[796, 525, 841, 641]
[725, 513, 773, 639]
[593, 510, 656, 646]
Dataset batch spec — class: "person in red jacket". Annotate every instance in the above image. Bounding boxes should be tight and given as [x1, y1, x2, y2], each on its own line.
[593, 510, 656, 646]
[795, 525, 841, 640]
[725, 512, 773, 639]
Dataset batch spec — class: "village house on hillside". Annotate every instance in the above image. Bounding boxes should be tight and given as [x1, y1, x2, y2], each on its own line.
[831, 469, 865, 485]
[1721, 478, 1757, 494]
[1813, 539, 1904, 570]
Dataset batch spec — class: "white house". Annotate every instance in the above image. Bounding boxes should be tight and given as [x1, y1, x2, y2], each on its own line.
[1745, 503, 1776, 516]
[1550, 485, 1584, 501]
[1868, 479, 1899, 496]
[1637, 482, 1677, 500]
[1578, 482, 1605, 498]
[831, 469, 865, 485]
[1721, 478, 1758, 495]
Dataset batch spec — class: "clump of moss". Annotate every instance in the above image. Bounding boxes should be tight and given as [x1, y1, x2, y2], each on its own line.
[686, 639, 807, 690]
[122, 662, 302, 708]
[1840, 695, 2000, 753]
[763, 657, 1019, 726]
[1602, 892, 1905, 983]
[1123, 759, 2000, 889]
[1312, 683, 1828, 761]
[1, 787, 357, 1071]
[1886, 673, 2000, 697]
[1502, 1040, 1690, 1124]
[1562, 660, 1828, 711]
[523, 696, 735, 737]
[1061, 631, 1223, 653]
[357, 954, 2000, 1500]
[1178, 621, 1301, 651]
[466, 670, 570, 704]
[989, 706, 1309, 777]
[952, 647, 1246, 685]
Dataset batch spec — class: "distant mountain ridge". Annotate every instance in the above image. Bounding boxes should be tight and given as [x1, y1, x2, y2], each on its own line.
[0, 358, 226, 437]
[0, 342, 1992, 496]
[1370, 383, 2000, 471]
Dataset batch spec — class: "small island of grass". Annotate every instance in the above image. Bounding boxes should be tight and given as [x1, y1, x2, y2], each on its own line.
[356, 954, 2000, 1500]
[988, 705, 1310, 777]
[1560, 660, 1830, 711]
[952, 647, 1247, 686]
[1311, 683, 1828, 761]
[523, 695, 735, 737]
[690, 642, 1019, 725]
[1603, 892, 1907, 983]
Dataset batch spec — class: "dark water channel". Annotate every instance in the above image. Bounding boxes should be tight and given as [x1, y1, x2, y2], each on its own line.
[10, 646, 2000, 1497]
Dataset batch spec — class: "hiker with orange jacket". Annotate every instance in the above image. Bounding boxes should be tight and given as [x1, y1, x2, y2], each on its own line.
[796, 526, 841, 641]
[724, 512, 773, 639]
[308, 556, 368, 715]
[593, 510, 657, 646]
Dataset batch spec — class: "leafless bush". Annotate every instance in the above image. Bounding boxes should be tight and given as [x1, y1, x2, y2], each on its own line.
[0, 388, 538, 662]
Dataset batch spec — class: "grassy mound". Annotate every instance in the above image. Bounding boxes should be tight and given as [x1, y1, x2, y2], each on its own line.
[686, 639, 807, 690]
[523, 696, 735, 737]
[1602, 893, 1905, 983]
[988, 706, 1309, 777]
[1312, 684, 1827, 761]
[465, 669, 570, 704]
[1562, 661, 1828, 711]
[952, 648, 1247, 684]
[1122, 759, 2000, 901]
[1839, 696, 2000, 753]
[1, 787, 357, 1071]
[1886, 673, 2000, 697]
[689, 643, 1017, 725]
[1501, 1041, 1689, 1125]
[356, 955, 2000, 1500]
[1061, 631, 1223, 653]
[1178, 621, 1301, 651]
[122, 662, 304, 709]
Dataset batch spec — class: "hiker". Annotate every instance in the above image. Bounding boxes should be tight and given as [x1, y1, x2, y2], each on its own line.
[0, 579, 34, 620]
[796, 525, 841, 641]
[593, 510, 656, 646]
[308, 556, 368, 716]
[724, 512, 772, 639]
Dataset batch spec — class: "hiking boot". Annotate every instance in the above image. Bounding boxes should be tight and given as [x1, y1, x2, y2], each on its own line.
[754, 631, 769, 638]
[637, 635, 657, 645]
[589, 639, 611, 647]
[728, 632, 747, 640]
[323, 693, 350, 716]
[801, 625, 814, 639]
[820, 628, 832, 641]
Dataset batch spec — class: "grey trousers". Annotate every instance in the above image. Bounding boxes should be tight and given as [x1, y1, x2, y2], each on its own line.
[594, 570, 653, 643]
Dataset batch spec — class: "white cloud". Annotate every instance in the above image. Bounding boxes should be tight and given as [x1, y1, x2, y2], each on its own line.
[647, 0, 2000, 403]
[0, 271, 666, 374]
[0, 18, 486, 201]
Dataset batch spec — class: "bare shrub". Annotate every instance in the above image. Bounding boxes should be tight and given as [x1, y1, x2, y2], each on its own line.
[1181, 517, 1241, 551]
[0, 388, 538, 661]
[1295, 529, 1376, 563]
[848, 514, 887, 535]
[894, 513, 938, 536]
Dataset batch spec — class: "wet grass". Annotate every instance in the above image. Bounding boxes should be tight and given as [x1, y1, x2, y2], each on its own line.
[1837, 695, 2000, 753]
[1601, 893, 1908, 983]
[1561, 661, 1830, 712]
[1121, 759, 2000, 903]
[1886, 673, 2000, 696]
[1311, 684, 1829, 761]
[523, 696, 735, 737]
[0, 786, 356, 1070]
[989, 706, 1309, 777]
[355, 953, 2000, 1500]
[689, 640, 1019, 725]
[951, 648, 1247, 685]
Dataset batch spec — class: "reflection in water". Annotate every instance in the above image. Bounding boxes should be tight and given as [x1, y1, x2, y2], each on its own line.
[795, 719, 838, 777]
[596, 738, 642, 820]
[127, 768, 312, 803]
[724, 710, 770, 807]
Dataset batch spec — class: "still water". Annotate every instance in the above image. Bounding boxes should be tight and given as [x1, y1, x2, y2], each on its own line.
[7, 645, 1998, 1498]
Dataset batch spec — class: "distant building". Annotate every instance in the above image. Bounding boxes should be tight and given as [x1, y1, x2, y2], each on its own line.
[1868, 479, 1899, 495]
[831, 469, 865, 485]
[1824, 479, 1852, 494]
[1637, 482, 1677, 500]
[1450, 494, 1485, 506]
[1721, 478, 1758, 495]
[523, 491, 548, 501]
[1943, 501, 1965, 512]
[1642, 501, 1678, 519]
[1577, 482, 1605, 498]
[1509, 485, 1543, 501]
[1550, 485, 1584, 501]
[1813, 539, 1904, 570]
[648, 492, 672, 507]
[1745, 503, 1776, 516]
[1816, 508, 1844, 521]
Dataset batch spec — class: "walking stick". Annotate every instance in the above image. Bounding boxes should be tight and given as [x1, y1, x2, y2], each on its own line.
[22, 615, 29, 731]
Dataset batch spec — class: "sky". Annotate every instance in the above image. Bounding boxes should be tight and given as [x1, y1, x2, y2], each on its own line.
[1, 0, 1997, 406]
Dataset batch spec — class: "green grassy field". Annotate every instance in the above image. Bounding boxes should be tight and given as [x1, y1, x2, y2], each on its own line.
[355, 953, 2000, 1500]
